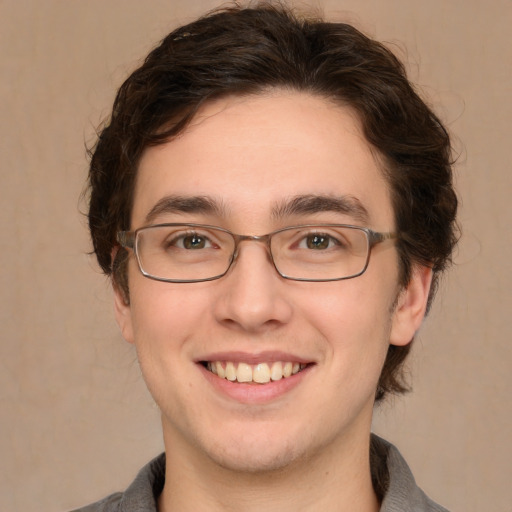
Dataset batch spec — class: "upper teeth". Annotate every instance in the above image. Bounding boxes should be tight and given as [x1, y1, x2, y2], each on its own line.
[206, 361, 306, 384]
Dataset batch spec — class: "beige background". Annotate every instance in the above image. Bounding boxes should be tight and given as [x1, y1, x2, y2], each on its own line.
[1, 1, 511, 511]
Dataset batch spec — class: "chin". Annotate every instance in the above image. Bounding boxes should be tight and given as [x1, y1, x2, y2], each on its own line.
[196, 421, 326, 475]
[207, 441, 303, 474]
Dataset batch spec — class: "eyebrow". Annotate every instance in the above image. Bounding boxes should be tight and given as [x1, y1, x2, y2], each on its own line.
[145, 195, 228, 224]
[271, 194, 370, 224]
[144, 193, 369, 225]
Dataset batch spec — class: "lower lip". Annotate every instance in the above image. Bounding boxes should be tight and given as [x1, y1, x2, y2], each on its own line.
[198, 364, 312, 404]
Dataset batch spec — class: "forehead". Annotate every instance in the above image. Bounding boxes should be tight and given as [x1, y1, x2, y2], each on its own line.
[133, 91, 394, 230]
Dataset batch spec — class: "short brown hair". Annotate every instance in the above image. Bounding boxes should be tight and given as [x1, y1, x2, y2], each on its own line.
[87, 2, 458, 401]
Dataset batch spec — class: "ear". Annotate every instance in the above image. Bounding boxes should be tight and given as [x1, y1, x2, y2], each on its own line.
[113, 281, 135, 345]
[111, 245, 135, 345]
[389, 265, 433, 347]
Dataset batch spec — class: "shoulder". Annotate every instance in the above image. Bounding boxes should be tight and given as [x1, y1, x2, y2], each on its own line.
[69, 492, 123, 512]
[69, 453, 166, 512]
[372, 435, 450, 512]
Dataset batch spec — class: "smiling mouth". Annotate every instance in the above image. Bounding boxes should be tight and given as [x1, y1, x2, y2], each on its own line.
[203, 361, 308, 384]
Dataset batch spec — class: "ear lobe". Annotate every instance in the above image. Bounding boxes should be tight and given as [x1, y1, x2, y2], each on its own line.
[113, 282, 135, 345]
[389, 265, 433, 347]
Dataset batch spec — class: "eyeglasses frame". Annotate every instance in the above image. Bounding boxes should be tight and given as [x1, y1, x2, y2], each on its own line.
[117, 223, 398, 283]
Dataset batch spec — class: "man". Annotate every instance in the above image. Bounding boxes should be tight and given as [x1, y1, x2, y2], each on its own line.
[78, 3, 458, 511]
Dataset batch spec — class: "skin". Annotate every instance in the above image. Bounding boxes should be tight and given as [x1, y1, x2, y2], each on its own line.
[114, 91, 432, 512]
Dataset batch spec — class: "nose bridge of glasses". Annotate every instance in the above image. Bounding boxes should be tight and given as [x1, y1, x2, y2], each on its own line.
[231, 233, 273, 261]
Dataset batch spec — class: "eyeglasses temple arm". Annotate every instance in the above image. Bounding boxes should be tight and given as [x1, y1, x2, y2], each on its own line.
[117, 231, 135, 249]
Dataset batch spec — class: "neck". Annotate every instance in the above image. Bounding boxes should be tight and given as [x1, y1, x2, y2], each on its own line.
[158, 427, 379, 512]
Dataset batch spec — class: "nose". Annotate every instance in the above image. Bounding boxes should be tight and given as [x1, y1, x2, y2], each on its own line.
[213, 241, 293, 333]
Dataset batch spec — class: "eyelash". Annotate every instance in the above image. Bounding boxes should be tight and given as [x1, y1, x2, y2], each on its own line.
[166, 231, 216, 249]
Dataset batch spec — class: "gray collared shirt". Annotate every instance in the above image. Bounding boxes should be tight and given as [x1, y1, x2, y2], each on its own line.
[72, 436, 449, 512]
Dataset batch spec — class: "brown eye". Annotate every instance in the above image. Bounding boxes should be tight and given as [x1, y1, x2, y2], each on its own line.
[182, 234, 207, 249]
[305, 234, 331, 250]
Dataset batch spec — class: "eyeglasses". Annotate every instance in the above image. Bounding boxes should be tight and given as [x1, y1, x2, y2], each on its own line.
[117, 223, 397, 283]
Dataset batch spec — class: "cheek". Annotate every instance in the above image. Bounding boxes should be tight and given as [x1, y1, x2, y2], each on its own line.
[298, 276, 397, 367]
[126, 280, 214, 403]
[303, 277, 395, 328]
[130, 282, 212, 342]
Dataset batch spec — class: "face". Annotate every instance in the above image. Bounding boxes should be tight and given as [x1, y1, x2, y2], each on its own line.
[114, 92, 430, 473]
